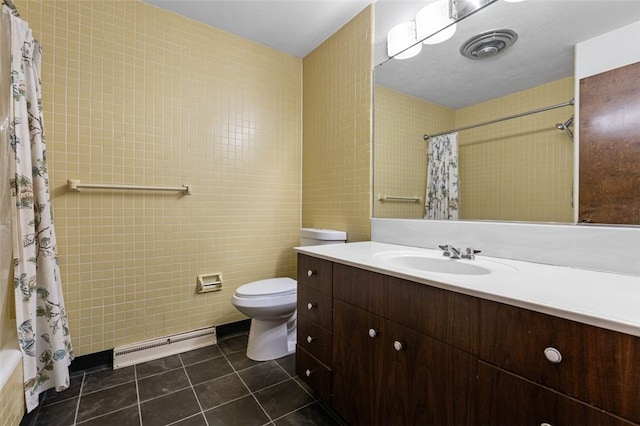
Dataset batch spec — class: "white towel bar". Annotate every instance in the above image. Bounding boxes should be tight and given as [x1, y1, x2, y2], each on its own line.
[378, 194, 421, 203]
[67, 179, 192, 195]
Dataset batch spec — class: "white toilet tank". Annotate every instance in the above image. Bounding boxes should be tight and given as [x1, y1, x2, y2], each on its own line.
[299, 228, 347, 246]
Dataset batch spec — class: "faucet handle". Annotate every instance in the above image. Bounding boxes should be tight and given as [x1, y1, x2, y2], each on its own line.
[439, 244, 461, 259]
[461, 247, 481, 259]
[439, 244, 452, 257]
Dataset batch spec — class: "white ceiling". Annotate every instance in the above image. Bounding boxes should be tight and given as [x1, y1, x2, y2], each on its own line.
[143, 0, 640, 109]
[374, 0, 640, 109]
[143, 0, 374, 58]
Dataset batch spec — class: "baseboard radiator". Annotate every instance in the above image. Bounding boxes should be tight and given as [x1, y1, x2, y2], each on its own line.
[113, 326, 217, 369]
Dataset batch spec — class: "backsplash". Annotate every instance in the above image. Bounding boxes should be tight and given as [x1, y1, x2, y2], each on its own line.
[372, 218, 640, 276]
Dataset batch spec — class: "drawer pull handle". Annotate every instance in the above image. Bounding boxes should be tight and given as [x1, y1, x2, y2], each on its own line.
[305, 369, 313, 377]
[306, 335, 316, 343]
[544, 347, 562, 364]
[307, 302, 317, 310]
[393, 340, 404, 351]
[368, 329, 378, 338]
[307, 269, 315, 277]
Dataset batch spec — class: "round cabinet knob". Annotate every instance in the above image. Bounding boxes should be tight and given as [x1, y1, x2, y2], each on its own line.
[307, 269, 315, 277]
[368, 329, 377, 338]
[393, 341, 404, 351]
[544, 347, 562, 364]
[540, 423, 553, 426]
[306, 335, 316, 343]
[307, 302, 317, 310]
[305, 369, 313, 377]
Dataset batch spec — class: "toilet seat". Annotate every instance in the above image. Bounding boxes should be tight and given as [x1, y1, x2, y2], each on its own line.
[235, 277, 296, 298]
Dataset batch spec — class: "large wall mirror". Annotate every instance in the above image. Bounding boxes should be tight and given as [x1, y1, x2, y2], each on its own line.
[373, 0, 640, 224]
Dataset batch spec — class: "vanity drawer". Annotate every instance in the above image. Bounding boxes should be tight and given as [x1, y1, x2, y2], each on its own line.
[387, 277, 479, 354]
[297, 317, 332, 366]
[333, 263, 388, 316]
[297, 285, 333, 331]
[480, 299, 640, 423]
[297, 254, 333, 295]
[477, 361, 637, 426]
[296, 346, 332, 406]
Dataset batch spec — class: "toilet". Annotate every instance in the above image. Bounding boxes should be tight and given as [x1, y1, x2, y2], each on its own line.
[231, 228, 346, 361]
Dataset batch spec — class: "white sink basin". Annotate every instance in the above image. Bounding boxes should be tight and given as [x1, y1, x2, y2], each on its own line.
[374, 251, 517, 275]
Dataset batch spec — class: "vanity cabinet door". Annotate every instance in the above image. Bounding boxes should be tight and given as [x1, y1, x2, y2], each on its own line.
[382, 320, 476, 426]
[480, 299, 640, 424]
[332, 300, 385, 426]
[477, 361, 638, 426]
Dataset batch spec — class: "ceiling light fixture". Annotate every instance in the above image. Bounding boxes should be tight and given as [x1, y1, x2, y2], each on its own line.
[387, 21, 422, 60]
[415, 0, 457, 45]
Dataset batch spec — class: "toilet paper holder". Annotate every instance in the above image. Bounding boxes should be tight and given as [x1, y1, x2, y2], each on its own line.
[197, 273, 223, 293]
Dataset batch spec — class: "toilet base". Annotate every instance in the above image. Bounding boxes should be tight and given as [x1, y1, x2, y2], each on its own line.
[246, 313, 296, 361]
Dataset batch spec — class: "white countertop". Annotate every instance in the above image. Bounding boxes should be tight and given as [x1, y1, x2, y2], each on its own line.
[295, 241, 640, 337]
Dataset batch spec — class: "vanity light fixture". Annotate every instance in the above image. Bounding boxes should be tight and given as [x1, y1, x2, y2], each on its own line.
[416, 0, 457, 45]
[387, 21, 422, 60]
[386, 0, 498, 60]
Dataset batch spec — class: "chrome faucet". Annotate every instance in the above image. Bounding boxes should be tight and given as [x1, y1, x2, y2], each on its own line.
[439, 245, 481, 260]
[439, 244, 462, 259]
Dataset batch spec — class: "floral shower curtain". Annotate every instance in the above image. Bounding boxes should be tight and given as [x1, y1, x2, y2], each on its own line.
[425, 132, 459, 220]
[5, 6, 74, 412]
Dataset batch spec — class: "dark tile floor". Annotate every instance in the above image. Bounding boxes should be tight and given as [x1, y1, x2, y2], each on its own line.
[20, 333, 343, 426]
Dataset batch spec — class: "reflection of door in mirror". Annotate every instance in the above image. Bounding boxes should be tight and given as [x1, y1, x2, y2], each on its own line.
[579, 62, 640, 225]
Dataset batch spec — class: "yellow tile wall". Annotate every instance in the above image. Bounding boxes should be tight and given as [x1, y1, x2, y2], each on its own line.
[0, 362, 24, 426]
[0, 278, 12, 361]
[374, 85, 454, 218]
[456, 77, 574, 222]
[374, 77, 574, 223]
[17, 0, 302, 356]
[302, 6, 373, 242]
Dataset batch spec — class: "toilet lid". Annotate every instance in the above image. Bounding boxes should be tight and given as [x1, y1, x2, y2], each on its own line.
[236, 277, 297, 297]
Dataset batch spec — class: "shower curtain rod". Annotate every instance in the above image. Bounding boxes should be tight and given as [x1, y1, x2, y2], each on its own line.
[423, 99, 574, 141]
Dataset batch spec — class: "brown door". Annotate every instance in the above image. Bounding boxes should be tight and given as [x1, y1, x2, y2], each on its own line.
[579, 61, 640, 224]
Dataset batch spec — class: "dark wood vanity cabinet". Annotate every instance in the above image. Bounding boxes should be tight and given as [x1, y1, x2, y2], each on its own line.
[331, 262, 476, 426]
[295, 255, 334, 405]
[296, 253, 640, 425]
[479, 299, 640, 425]
[332, 300, 385, 425]
[476, 362, 637, 426]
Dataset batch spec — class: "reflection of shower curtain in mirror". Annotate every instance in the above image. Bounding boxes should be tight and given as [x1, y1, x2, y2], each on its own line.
[425, 132, 459, 220]
[4, 6, 74, 412]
